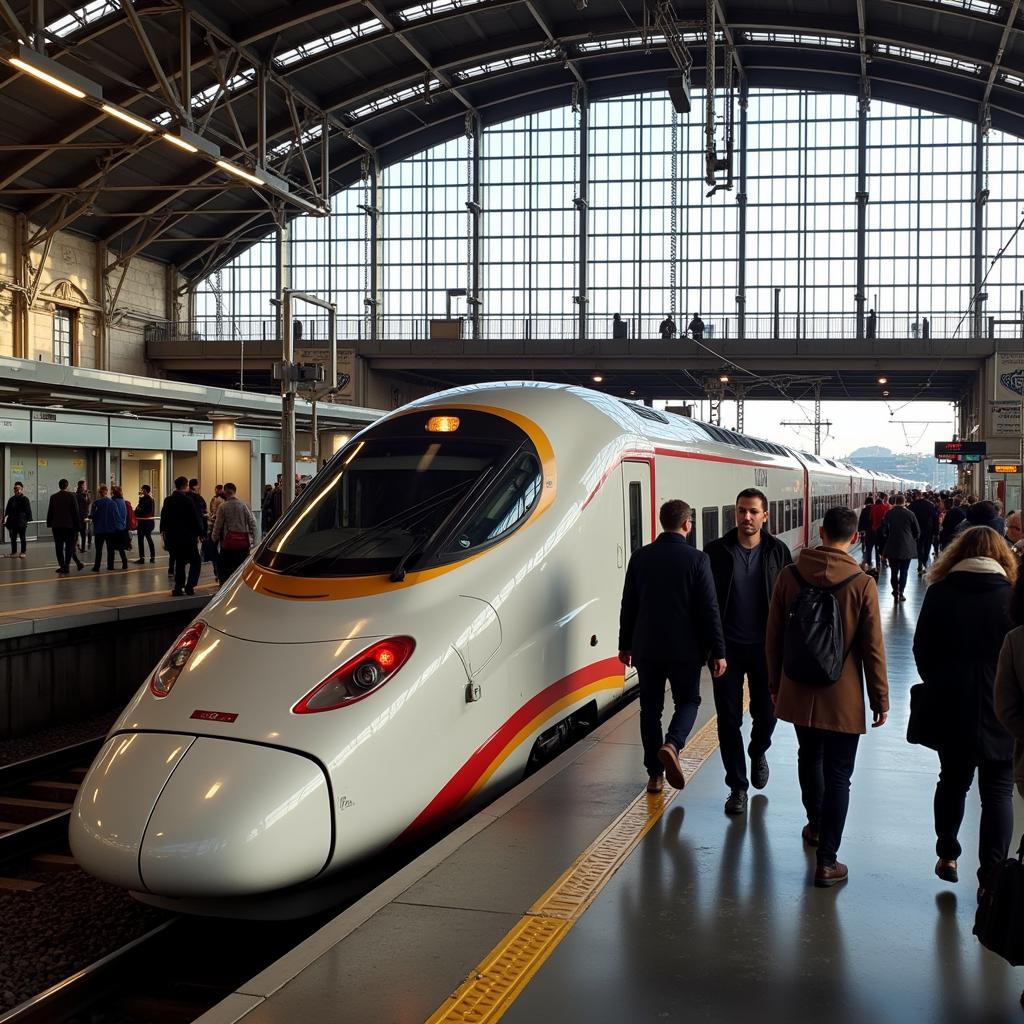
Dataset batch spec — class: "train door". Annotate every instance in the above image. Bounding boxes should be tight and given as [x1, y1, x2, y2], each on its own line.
[620, 460, 653, 569]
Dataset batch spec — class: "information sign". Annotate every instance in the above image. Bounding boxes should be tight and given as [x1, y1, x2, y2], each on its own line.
[935, 441, 986, 463]
[989, 464, 1023, 474]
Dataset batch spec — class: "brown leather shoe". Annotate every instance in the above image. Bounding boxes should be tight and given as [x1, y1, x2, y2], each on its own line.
[801, 824, 820, 847]
[935, 858, 958, 883]
[814, 861, 849, 888]
[646, 774, 664, 794]
[657, 742, 686, 789]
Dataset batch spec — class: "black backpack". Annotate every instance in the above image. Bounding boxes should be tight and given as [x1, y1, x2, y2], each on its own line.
[783, 566, 861, 687]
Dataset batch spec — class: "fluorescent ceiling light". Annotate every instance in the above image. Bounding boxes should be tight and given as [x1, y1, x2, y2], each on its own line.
[216, 159, 264, 186]
[102, 103, 155, 132]
[163, 132, 198, 153]
[9, 56, 85, 99]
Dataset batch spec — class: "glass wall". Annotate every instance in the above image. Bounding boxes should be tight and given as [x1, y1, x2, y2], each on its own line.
[195, 88, 1024, 340]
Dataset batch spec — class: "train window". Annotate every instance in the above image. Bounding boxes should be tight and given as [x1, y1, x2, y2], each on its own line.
[784, 499, 792, 532]
[702, 506, 720, 543]
[798, 499, 804, 527]
[442, 451, 543, 554]
[770, 500, 779, 533]
[628, 482, 643, 554]
[723, 505, 736, 533]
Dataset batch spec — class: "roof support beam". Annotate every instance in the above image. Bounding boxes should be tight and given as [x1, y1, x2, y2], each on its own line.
[361, 0, 477, 113]
[0, 0, 27, 42]
[120, 0, 187, 119]
[523, 0, 585, 88]
[982, 0, 1022, 106]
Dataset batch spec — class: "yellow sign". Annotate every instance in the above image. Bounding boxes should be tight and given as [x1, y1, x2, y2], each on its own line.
[38, 459, 47, 468]
[990, 464, 1023, 474]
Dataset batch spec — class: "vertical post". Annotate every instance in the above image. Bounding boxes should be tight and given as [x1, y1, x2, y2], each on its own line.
[31, 0, 44, 51]
[12, 214, 27, 360]
[368, 158, 382, 340]
[736, 82, 748, 340]
[972, 111, 988, 339]
[276, 225, 296, 512]
[773, 286, 780, 339]
[311, 399, 319, 468]
[576, 88, 590, 342]
[180, 9, 192, 124]
[95, 240, 109, 370]
[470, 114, 482, 340]
[855, 91, 869, 339]
[814, 382, 822, 456]
[256, 66, 268, 168]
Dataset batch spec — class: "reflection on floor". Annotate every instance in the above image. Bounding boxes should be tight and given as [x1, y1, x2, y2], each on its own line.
[505, 559, 1024, 1024]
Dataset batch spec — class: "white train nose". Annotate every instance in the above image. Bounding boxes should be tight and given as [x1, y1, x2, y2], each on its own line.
[71, 732, 333, 898]
[139, 738, 333, 897]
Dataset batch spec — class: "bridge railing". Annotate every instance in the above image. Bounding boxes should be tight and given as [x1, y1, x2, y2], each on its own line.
[145, 312, 1024, 344]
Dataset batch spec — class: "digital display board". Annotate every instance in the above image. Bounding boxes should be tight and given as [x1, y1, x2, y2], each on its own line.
[989, 464, 1023, 474]
[935, 441, 987, 464]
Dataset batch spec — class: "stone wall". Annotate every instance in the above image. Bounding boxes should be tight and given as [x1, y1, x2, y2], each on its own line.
[0, 209, 178, 374]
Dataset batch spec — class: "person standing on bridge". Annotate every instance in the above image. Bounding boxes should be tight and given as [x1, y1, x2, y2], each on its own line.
[866, 308, 877, 339]
[619, 499, 727, 795]
[688, 312, 705, 340]
[659, 314, 678, 339]
[705, 488, 793, 815]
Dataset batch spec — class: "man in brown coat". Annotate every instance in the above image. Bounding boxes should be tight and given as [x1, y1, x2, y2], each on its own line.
[766, 505, 889, 888]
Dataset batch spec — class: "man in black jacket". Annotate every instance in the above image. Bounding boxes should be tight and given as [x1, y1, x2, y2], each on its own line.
[47, 478, 84, 575]
[619, 499, 727, 794]
[161, 476, 205, 596]
[705, 488, 793, 814]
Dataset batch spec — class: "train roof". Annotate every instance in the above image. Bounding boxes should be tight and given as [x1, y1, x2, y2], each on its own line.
[403, 382, 907, 484]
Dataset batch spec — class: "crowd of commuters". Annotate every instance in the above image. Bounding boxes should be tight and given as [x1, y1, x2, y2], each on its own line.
[620, 482, 1024, 912]
[0, 475, 262, 594]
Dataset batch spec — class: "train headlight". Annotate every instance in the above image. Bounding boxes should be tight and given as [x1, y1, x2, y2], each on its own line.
[293, 637, 416, 713]
[150, 621, 206, 698]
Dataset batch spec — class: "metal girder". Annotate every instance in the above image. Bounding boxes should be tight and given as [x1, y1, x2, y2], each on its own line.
[982, 0, 1023, 107]
[523, 0, 585, 88]
[0, 0, 27, 40]
[361, 0, 477, 114]
[855, 0, 870, 93]
[120, 0, 187, 119]
[713, 0, 745, 81]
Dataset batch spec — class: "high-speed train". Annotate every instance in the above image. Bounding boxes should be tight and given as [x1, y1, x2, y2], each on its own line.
[70, 382, 913, 913]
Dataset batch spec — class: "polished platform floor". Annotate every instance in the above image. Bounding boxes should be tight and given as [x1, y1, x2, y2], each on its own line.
[0, 541, 216, 632]
[198, 560, 1024, 1024]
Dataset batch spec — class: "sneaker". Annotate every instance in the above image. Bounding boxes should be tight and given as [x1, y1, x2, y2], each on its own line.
[801, 824, 820, 846]
[751, 753, 769, 789]
[184, 585, 195, 596]
[646, 774, 664, 794]
[814, 861, 849, 887]
[657, 742, 686, 789]
[18, 553, 25, 559]
[935, 858, 958, 883]
[724, 789, 748, 815]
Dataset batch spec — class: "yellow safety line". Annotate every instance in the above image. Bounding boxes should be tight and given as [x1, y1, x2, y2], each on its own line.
[0, 582, 218, 618]
[0, 566, 154, 589]
[426, 702, 736, 1024]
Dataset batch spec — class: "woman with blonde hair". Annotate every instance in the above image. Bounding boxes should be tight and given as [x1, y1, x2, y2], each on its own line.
[913, 526, 1015, 896]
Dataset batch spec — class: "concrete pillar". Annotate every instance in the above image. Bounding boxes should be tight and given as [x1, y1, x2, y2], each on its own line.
[12, 214, 28, 360]
[95, 240, 109, 370]
[211, 417, 237, 441]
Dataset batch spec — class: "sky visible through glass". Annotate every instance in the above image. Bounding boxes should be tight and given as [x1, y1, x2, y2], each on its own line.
[197, 88, 1024, 458]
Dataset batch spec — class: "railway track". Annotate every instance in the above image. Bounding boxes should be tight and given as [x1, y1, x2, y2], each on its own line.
[0, 737, 105, 887]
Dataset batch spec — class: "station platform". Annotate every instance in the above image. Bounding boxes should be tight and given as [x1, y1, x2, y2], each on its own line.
[195, 565, 1024, 1024]
[0, 544, 214, 637]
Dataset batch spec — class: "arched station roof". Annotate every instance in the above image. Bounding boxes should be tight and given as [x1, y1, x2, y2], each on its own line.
[1, 0, 1022, 280]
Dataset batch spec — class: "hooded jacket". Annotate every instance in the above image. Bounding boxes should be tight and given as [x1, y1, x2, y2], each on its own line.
[915, 562, 1013, 761]
[766, 545, 889, 734]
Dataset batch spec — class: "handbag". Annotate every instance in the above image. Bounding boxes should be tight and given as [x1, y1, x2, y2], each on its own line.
[974, 834, 1024, 965]
[906, 682, 942, 750]
[221, 529, 250, 552]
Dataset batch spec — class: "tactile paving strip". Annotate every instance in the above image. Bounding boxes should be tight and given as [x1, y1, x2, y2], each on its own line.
[426, 706, 732, 1023]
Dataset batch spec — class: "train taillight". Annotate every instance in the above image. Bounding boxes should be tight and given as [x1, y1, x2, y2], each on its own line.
[150, 621, 207, 698]
[293, 637, 416, 713]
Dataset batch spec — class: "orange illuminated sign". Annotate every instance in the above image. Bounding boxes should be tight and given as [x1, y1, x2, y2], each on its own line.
[989, 464, 1023, 474]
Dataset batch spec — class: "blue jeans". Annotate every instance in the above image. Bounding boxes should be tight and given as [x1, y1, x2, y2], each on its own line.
[795, 726, 860, 867]
[634, 659, 702, 776]
[889, 558, 911, 595]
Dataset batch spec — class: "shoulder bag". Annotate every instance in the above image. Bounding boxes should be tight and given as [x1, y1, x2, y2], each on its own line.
[975, 834, 1024, 965]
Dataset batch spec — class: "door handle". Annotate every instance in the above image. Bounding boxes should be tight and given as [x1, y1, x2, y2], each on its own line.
[617, 543, 624, 569]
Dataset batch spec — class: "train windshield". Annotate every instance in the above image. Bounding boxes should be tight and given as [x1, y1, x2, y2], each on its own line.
[257, 410, 542, 577]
